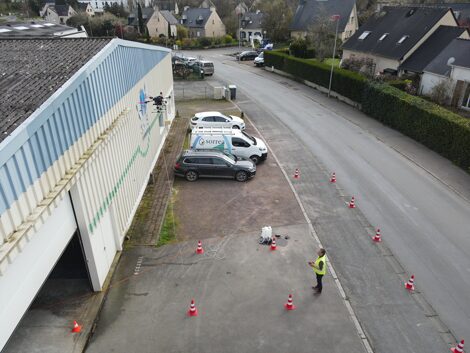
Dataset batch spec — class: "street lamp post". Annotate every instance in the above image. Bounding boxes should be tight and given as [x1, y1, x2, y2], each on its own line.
[328, 14, 340, 98]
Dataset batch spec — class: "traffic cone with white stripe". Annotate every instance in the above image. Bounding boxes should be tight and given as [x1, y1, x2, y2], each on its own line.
[405, 275, 415, 291]
[196, 240, 204, 254]
[188, 299, 198, 317]
[372, 228, 382, 242]
[294, 168, 300, 179]
[284, 294, 296, 310]
[71, 320, 82, 333]
[330, 172, 336, 183]
[270, 237, 277, 250]
[451, 340, 465, 353]
[349, 196, 356, 208]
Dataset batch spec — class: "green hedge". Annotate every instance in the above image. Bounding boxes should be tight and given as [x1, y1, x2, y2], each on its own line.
[265, 50, 470, 172]
[265, 50, 367, 103]
[363, 84, 470, 170]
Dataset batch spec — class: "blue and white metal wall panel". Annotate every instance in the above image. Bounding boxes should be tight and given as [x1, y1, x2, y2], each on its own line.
[69, 57, 174, 290]
[0, 39, 172, 247]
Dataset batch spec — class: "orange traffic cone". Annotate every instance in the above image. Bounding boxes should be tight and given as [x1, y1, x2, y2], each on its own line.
[405, 275, 415, 291]
[330, 172, 336, 183]
[270, 237, 277, 250]
[71, 320, 82, 333]
[372, 228, 382, 242]
[196, 240, 204, 254]
[293, 169, 300, 179]
[451, 340, 465, 353]
[349, 196, 356, 208]
[284, 294, 296, 310]
[188, 299, 198, 317]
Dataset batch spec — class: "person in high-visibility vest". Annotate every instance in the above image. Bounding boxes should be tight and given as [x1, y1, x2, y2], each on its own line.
[308, 248, 326, 294]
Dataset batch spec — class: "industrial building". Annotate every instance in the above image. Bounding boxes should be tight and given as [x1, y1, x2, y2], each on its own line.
[0, 38, 175, 349]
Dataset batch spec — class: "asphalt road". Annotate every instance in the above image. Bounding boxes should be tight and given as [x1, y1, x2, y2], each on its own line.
[187, 48, 470, 342]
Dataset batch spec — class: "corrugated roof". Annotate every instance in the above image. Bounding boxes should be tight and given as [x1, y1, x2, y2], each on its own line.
[128, 7, 155, 27]
[342, 6, 452, 60]
[0, 21, 81, 37]
[241, 12, 263, 30]
[399, 26, 466, 73]
[181, 8, 212, 28]
[160, 10, 178, 25]
[0, 38, 111, 142]
[424, 38, 470, 76]
[290, 0, 356, 33]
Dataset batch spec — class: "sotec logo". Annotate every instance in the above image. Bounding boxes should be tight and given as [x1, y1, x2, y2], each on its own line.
[136, 87, 150, 137]
[199, 138, 205, 145]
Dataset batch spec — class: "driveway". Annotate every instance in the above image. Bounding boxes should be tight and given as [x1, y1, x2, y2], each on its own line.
[85, 101, 367, 353]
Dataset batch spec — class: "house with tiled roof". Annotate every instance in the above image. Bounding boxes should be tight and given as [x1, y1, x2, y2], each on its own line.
[420, 38, 470, 109]
[399, 26, 469, 75]
[342, 6, 460, 75]
[239, 11, 264, 43]
[180, 6, 225, 38]
[290, 0, 358, 42]
[147, 9, 178, 38]
[43, 4, 77, 25]
[127, 7, 155, 34]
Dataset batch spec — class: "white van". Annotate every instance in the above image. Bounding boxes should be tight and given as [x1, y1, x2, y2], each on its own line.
[190, 127, 268, 164]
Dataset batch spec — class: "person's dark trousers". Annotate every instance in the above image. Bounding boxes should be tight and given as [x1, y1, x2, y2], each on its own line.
[315, 274, 323, 293]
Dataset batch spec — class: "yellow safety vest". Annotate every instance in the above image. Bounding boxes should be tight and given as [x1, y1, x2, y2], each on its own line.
[313, 255, 326, 276]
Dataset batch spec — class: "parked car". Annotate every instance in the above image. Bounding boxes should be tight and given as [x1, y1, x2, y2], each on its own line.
[190, 127, 268, 164]
[254, 52, 264, 67]
[237, 51, 259, 61]
[174, 150, 256, 182]
[191, 111, 245, 130]
[200, 60, 214, 75]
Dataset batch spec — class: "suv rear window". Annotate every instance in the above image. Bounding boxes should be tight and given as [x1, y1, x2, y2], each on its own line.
[203, 63, 214, 67]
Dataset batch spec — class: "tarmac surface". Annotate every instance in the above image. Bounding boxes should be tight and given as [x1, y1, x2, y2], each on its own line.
[86, 226, 366, 353]
[85, 99, 368, 353]
[182, 47, 466, 351]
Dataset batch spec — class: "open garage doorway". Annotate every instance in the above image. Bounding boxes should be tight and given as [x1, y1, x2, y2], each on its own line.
[3, 231, 93, 353]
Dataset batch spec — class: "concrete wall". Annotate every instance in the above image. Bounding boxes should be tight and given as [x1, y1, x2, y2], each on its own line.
[342, 4, 358, 42]
[204, 10, 226, 37]
[147, 11, 177, 38]
[342, 49, 399, 74]
[420, 71, 448, 96]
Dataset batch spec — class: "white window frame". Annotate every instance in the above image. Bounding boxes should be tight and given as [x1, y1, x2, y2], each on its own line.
[379, 33, 389, 41]
[398, 35, 409, 44]
[358, 31, 371, 40]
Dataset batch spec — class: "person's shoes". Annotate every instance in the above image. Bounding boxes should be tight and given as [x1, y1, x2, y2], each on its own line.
[312, 286, 317, 290]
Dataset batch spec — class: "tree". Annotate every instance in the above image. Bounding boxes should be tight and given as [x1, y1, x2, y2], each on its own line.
[177, 25, 188, 40]
[430, 80, 452, 105]
[306, 7, 341, 60]
[137, 2, 144, 35]
[105, 2, 129, 18]
[259, 0, 293, 42]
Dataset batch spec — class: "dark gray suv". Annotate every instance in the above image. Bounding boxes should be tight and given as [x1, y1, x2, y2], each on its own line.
[174, 150, 256, 182]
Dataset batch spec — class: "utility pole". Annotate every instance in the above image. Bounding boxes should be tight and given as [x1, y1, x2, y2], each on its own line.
[328, 14, 340, 98]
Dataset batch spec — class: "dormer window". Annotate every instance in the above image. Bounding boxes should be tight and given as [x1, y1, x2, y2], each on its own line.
[379, 33, 388, 41]
[397, 35, 409, 44]
[358, 31, 371, 40]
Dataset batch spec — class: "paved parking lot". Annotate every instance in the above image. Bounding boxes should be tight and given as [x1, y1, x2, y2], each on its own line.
[85, 100, 367, 353]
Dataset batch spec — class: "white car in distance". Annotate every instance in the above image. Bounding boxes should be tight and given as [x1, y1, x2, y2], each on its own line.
[191, 111, 246, 130]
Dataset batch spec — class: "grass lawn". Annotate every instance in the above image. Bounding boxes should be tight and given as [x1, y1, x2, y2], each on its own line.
[157, 188, 179, 247]
[323, 58, 340, 67]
